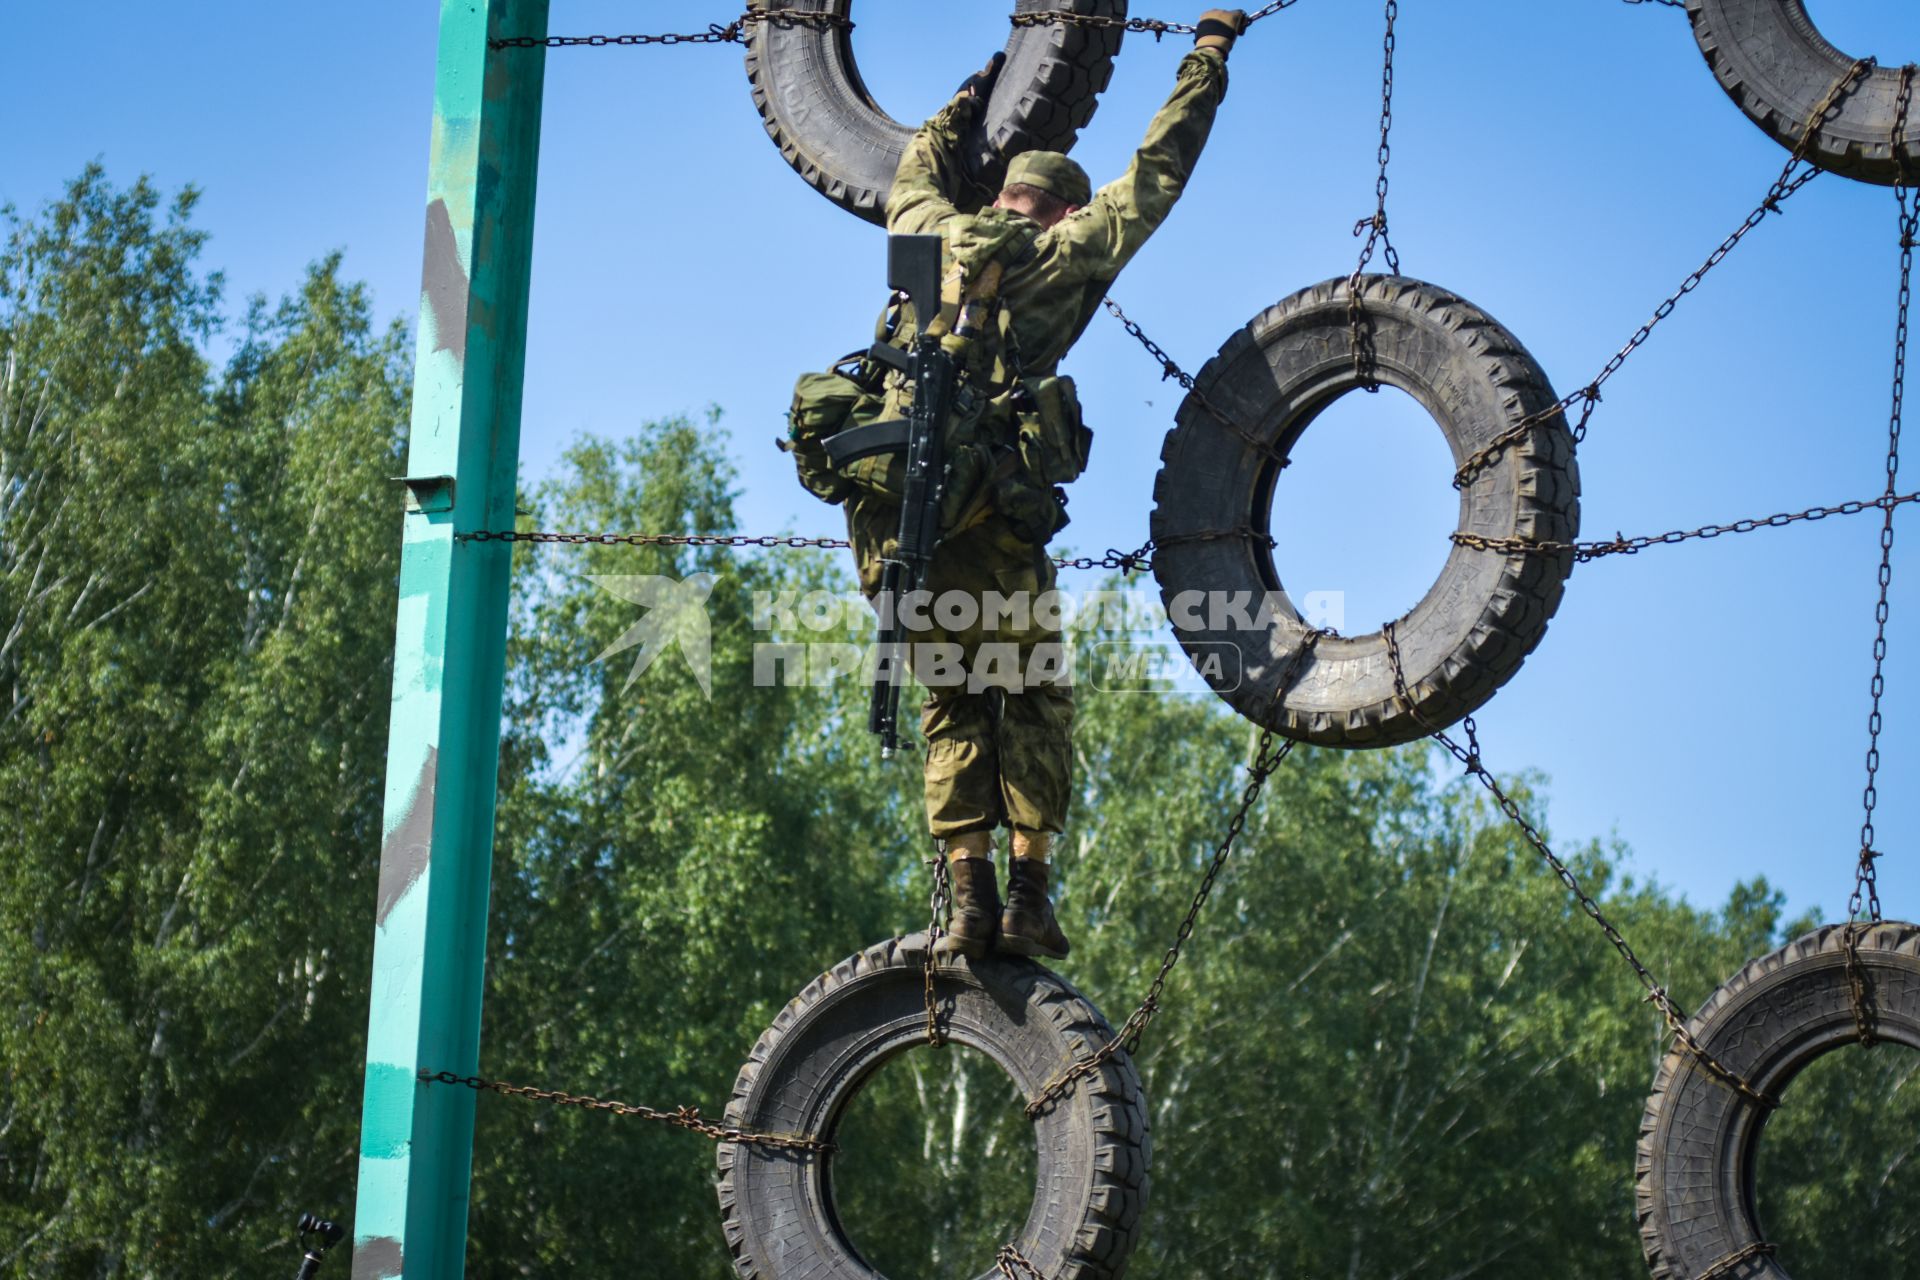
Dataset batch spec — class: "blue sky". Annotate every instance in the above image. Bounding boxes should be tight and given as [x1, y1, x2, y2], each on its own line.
[9, 0, 1920, 927]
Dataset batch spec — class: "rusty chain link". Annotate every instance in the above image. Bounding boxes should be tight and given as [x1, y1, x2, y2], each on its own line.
[489, 8, 850, 50]
[506, 2, 1309, 51]
[1381, 623, 1780, 1111]
[488, 0, 1672, 54]
[461, 528, 853, 551]
[461, 527, 1165, 573]
[472, 483, 1917, 575]
[1696, 1241, 1778, 1280]
[1023, 631, 1324, 1118]
[525, 1, 1656, 54]
[1010, 9, 1199, 39]
[416, 1069, 834, 1153]
[1011, 0, 1302, 40]
[1452, 59, 1874, 490]
[469, 524, 1259, 576]
[996, 1242, 1051, 1280]
[924, 852, 954, 1046]
[1451, 489, 1920, 562]
[1153, 526, 1277, 555]
[1347, 0, 1402, 392]
[1845, 63, 1917, 1047]
[1102, 296, 1293, 468]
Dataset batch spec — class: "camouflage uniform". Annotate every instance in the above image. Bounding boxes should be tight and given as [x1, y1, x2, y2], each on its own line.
[847, 47, 1231, 841]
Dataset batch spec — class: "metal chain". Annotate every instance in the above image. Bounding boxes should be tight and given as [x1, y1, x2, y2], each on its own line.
[1451, 489, 1920, 562]
[506, 1, 1313, 51]
[1102, 297, 1293, 468]
[488, 9, 850, 50]
[417, 1069, 835, 1153]
[1347, 0, 1402, 392]
[1845, 63, 1917, 1047]
[468, 455, 1911, 609]
[1452, 58, 1874, 490]
[996, 1243, 1050, 1280]
[924, 852, 954, 1047]
[460, 529, 853, 551]
[1010, 0, 1303, 40]
[463, 527, 1165, 574]
[1380, 624, 1779, 1111]
[1023, 631, 1324, 1118]
[1697, 1241, 1778, 1280]
[1010, 9, 1198, 39]
[1620, 0, 1685, 8]
[1052, 541, 1158, 573]
[1153, 526, 1276, 554]
[1063, 526, 1278, 571]
[467, 305, 1285, 572]
[1855, 62, 1918, 924]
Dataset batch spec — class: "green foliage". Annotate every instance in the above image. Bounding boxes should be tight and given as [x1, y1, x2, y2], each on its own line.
[2, 167, 1913, 1279]
[0, 167, 407, 1275]
[467, 418, 922, 1273]
[1757, 1019, 1920, 1272]
[831, 1045, 1038, 1274]
[1061, 674, 1753, 1278]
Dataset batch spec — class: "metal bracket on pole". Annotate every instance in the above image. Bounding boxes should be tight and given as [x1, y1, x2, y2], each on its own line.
[352, 2, 548, 1277]
[396, 475, 457, 514]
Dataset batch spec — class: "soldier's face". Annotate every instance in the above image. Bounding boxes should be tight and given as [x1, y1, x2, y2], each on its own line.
[993, 194, 1082, 229]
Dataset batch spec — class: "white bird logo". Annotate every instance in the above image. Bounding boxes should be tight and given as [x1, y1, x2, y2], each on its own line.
[588, 574, 717, 698]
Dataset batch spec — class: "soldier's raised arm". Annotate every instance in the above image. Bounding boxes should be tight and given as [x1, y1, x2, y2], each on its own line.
[1051, 12, 1245, 274]
[886, 52, 1007, 237]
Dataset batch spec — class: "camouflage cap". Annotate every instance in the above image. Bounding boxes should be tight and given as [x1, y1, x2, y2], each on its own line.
[1003, 151, 1091, 207]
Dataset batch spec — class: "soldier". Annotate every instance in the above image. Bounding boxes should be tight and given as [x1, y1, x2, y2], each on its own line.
[824, 10, 1249, 961]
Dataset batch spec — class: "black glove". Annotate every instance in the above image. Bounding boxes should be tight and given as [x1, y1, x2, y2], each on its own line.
[957, 50, 1007, 102]
[1195, 9, 1248, 56]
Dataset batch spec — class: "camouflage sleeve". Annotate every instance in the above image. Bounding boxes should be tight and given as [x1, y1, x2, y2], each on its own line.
[1049, 48, 1229, 276]
[886, 93, 983, 236]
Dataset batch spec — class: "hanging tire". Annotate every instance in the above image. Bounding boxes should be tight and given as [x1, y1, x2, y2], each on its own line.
[744, 0, 1125, 226]
[1636, 921, 1920, 1279]
[1685, 0, 1920, 186]
[1147, 276, 1580, 748]
[717, 935, 1150, 1280]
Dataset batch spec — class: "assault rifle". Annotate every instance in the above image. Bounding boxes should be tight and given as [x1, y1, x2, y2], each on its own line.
[821, 234, 956, 756]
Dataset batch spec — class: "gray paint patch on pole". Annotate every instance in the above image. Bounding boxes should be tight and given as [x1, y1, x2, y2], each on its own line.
[376, 746, 437, 926]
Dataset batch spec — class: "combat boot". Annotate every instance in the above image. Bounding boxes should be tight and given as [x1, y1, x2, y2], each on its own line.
[933, 833, 1000, 959]
[998, 838, 1071, 960]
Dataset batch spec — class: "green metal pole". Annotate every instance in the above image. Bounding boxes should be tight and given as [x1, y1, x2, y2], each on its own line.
[352, 2, 546, 1276]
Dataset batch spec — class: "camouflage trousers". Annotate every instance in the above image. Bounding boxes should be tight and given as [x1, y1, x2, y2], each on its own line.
[848, 500, 1074, 840]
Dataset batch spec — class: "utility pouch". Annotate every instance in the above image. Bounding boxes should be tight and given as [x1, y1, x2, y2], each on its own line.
[781, 355, 883, 505]
[979, 374, 1088, 546]
[1011, 374, 1093, 489]
[991, 471, 1071, 546]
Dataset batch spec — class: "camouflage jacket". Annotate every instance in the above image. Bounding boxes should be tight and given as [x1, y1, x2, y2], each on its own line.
[886, 47, 1230, 377]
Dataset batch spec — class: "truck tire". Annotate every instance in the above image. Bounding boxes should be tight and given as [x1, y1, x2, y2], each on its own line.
[745, 0, 1125, 226]
[1685, 0, 1920, 186]
[717, 936, 1150, 1280]
[1636, 921, 1920, 1279]
[1148, 276, 1580, 748]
